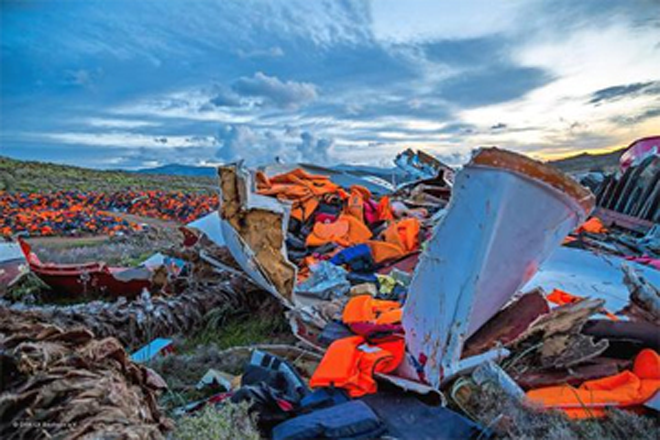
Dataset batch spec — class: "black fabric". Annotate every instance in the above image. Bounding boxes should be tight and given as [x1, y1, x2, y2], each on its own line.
[286, 234, 307, 250]
[249, 351, 310, 402]
[272, 400, 385, 440]
[347, 272, 379, 286]
[361, 391, 489, 440]
[319, 321, 355, 347]
[330, 244, 375, 273]
[242, 364, 287, 390]
[370, 220, 388, 236]
[287, 250, 308, 265]
[231, 383, 293, 429]
[316, 201, 343, 218]
[311, 242, 338, 255]
[288, 217, 303, 234]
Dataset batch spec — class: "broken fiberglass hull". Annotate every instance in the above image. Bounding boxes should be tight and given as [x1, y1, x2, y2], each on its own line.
[399, 149, 594, 387]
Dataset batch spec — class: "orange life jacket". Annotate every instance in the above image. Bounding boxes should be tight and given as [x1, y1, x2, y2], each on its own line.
[526, 349, 660, 418]
[376, 196, 394, 222]
[383, 217, 420, 254]
[575, 217, 607, 235]
[342, 295, 402, 325]
[547, 289, 619, 321]
[309, 335, 405, 397]
[367, 240, 405, 264]
[256, 168, 340, 222]
[344, 185, 372, 223]
[306, 214, 373, 247]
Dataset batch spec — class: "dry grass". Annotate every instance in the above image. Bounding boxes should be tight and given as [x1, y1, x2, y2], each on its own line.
[30, 228, 178, 266]
[173, 402, 260, 440]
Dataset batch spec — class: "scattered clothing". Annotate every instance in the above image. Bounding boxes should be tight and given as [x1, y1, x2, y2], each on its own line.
[296, 261, 351, 300]
[299, 388, 350, 412]
[349, 283, 378, 297]
[319, 321, 355, 347]
[256, 168, 341, 223]
[330, 244, 376, 273]
[361, 391, 490, 440]
[1, 190, 217, 237]
[342, 295, 402, 326]
[306, 214, 373, 248]
[310, 335, 405, 397]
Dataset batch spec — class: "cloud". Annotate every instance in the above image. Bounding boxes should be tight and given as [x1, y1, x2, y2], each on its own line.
[64, 68, 102, 88]
[215, 125, 263, 163]
[611, 106, 660, 125]
[438, 65, 553, 107]
[215, 124, 335, 165]
[85, 118, 159, 129]
[237, 46, 285, 59]
[208, 86, 242, 108]
[232, 72, 318, 109]
[3, 0, 660, 168]
[33, 131, 216, 149]
[113, 145, 219, 169]
[298, 131, 333, 163]
[589, 81, 660, 104]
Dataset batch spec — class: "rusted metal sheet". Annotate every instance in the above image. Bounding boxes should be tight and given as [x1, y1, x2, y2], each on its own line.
[400, 148, 594, 387]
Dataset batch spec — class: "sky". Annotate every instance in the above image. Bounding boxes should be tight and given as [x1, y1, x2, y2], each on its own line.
[1, 0, 659, 169]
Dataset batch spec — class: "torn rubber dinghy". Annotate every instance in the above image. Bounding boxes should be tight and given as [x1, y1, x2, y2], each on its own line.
[217, 148, 595, 389]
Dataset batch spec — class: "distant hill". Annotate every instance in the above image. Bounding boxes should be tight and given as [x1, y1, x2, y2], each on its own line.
[137, 162, 405, 182]
[0, 156, 216, 193]
[548, 148, 624, 174]
[135, 164, 217, 178]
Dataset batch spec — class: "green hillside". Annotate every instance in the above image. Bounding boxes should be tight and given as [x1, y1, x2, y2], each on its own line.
[0, 156, 217, 193]
[548, 148, 624, 174]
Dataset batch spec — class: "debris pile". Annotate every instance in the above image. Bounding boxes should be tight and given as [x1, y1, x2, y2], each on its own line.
[3, 242, 269, 348]
[207, 143, 659, 438]
[1, 190, 218, 237]
[590, 136, 660, 223]
[1, 139, 659, 439]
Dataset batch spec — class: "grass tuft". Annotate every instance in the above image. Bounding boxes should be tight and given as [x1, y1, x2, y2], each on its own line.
[173, 402, 260, 440]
